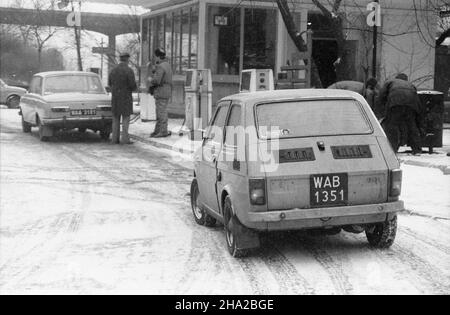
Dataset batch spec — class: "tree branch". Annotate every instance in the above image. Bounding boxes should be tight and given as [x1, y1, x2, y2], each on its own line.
[436, 28, 450, 46]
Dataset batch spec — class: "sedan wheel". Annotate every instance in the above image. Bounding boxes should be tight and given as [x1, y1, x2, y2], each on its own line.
[37, 118, 52, 142]
[21, 115, 31, 133]
[6, 95, 20, 109]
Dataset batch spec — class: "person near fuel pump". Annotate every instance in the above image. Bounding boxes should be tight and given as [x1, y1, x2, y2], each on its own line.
[108, 52, 137, 144]
[148, 48, 173, 138]
[377, 73, 422, 155]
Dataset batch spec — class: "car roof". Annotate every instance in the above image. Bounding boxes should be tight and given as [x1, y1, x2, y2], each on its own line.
[221, 89, 364, 104]
[34, 71, 99, 78]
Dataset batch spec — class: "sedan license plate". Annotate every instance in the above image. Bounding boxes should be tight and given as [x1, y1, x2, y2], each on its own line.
[310, 173, 348, 207]
[71, 109, 96, 116]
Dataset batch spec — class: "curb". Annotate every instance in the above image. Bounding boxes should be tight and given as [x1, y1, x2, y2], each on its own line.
[402, 209, 450, 221]
[129, 133, 196, 155]
[398, 158, 450, 175]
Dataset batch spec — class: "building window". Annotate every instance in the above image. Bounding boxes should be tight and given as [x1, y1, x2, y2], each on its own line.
[181, 10, 190, 72]
[144, 6, 199, 75]
[173, 12, 181, 72]
[165, 13, 173, 66]
[207, 6, 241, 75]
[190, 7, 199, 69]
[243, 8, 277, 71]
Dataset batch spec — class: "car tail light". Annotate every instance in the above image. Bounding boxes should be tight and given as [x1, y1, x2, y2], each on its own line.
[249, 178, 266, 205]
[51, 106, 69, 112]
[97, 105, 112, 111]
[389, 169, 402, 197]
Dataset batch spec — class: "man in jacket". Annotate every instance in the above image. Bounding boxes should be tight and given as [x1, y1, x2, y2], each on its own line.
[148, 48, 172, 138]
[108, 52, 137, 144]
[377, 73, 422, 154]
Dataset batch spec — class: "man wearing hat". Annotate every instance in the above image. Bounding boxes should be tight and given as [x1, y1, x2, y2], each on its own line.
[148, 48, 173, 137]
[108, 52, 137, 144]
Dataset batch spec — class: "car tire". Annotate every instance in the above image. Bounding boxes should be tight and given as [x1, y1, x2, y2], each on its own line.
[190, 179, 216, 227]
[100, 125, 112, 141]
[37, 118, 52, 142]
[366, 215, 397, 249]
[6, 95, 20, 109]
[21, 115, 31, 133]
[223, 196, 251, 258]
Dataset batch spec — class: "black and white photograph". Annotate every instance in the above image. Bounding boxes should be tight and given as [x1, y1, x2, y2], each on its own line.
[0, 0, 449, 298]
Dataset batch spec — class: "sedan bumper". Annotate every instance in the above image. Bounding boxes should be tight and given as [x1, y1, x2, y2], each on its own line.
[245, 201, 404, 231]
[41, 116, 112, 129]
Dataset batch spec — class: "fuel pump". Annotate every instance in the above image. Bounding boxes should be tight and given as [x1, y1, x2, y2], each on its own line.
[183, 69, 213, 140]
[240, 69, 274, 93]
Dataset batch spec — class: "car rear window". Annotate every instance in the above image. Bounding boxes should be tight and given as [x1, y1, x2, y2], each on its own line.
[255, 99, 372, 139]
[44, 75, 104, 94]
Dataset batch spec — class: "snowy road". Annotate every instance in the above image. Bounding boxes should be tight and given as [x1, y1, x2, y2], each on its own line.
[1, 108, 449, 294]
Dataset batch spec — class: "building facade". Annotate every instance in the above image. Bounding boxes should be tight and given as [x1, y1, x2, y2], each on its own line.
[140, 0, 438, 115]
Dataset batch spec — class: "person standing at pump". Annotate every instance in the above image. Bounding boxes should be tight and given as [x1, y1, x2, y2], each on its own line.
[148, 48, 173, 138]
[108, 52, 137, 144]
[377, 73, 422, 155]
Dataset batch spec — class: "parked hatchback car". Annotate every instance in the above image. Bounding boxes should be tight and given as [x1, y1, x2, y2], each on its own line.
[19, 71, 112, 141]
[191, 89, 404, 257]
[0, 78, 27, 108]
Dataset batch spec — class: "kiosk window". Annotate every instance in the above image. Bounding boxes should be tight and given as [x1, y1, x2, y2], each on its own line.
[207, 6, 241, 75]
[243, 8, 276, 71]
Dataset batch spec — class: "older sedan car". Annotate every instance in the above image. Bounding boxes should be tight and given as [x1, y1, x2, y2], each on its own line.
[191, 89, 404, 257]
[19, 71, 112, 141]
[0, 79, 27, 108]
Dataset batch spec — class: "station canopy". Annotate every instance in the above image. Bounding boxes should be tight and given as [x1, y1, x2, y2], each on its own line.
[83, 0, 165, 7]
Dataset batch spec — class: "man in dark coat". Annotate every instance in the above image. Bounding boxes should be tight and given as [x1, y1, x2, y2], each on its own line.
[377, 73, 422, 154]
[148, 48, 172, 138]
[108, 52, 137, 144]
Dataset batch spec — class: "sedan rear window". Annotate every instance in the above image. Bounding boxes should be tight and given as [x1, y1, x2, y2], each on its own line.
[255, 99, 372, 139]
[44, 75, 104, 94]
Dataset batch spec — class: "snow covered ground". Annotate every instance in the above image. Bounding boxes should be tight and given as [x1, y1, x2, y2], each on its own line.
[0, 108, 449, 294]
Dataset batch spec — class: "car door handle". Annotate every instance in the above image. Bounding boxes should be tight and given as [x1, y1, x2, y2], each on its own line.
[217, 171, 222, 182]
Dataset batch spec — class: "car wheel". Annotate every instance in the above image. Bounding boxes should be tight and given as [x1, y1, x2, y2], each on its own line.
[100, 130, 110, 140]
[223, 196, 252, 258]
[366, 215, 397, 249]
[37, 118, 52, 142]
[190, 179, 216, 227]
[21, 115, 31, 133]
[6, 95, 20, 109]
[100, 125, 112, 141]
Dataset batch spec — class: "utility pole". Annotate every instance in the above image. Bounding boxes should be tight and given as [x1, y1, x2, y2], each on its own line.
[100, 38, 104, 80]
[367, 1, 381, 79]
[372, 0, 379, 78]
[72, 1, 83, 71]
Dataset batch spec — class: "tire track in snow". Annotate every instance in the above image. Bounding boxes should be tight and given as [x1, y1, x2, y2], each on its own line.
[300, 238, 353, 295]
[260, 243, 315, 295]
[371, 244, 450, 294]
[399, 226, 450, 256]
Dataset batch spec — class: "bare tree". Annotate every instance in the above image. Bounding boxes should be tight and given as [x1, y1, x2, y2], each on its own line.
[12, 0, 61, 71]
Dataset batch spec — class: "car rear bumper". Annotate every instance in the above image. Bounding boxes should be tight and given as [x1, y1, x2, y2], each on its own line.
[245, 201, 404, 231]
[41, 116, 112, 129]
